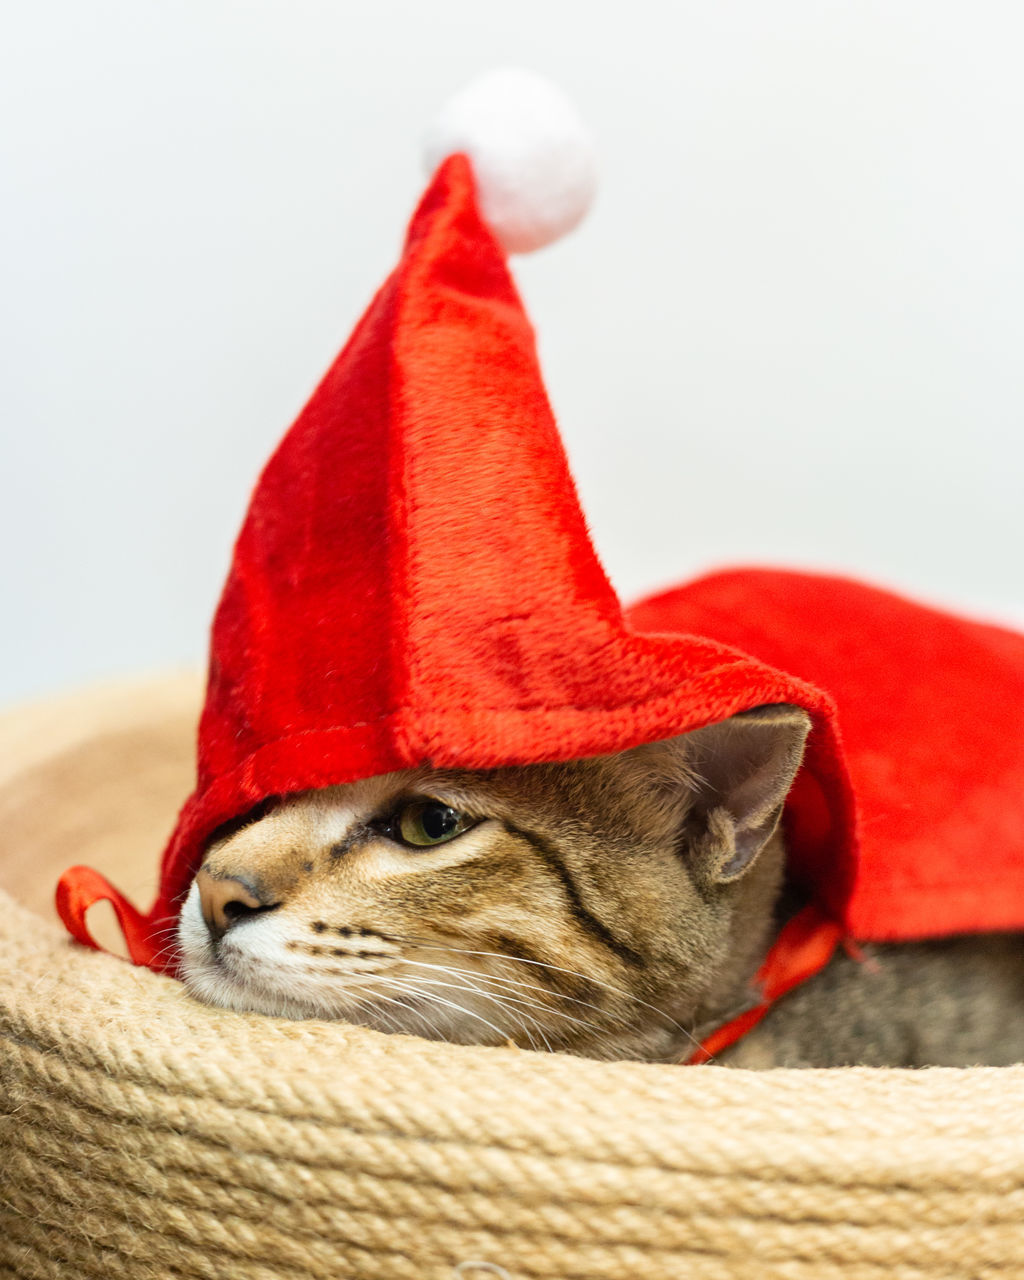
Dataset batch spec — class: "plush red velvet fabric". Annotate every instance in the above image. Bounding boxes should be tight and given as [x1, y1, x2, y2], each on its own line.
[55, 154, 1024, 1055]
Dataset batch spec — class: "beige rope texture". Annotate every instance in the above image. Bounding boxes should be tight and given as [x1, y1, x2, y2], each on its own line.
[1, 675, 1023, 1279]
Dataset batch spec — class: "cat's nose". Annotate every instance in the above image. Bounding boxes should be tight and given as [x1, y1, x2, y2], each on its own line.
[195, 868, 278, 942]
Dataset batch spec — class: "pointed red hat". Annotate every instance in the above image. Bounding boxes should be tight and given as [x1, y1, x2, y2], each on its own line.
[55, 71, 857, 970]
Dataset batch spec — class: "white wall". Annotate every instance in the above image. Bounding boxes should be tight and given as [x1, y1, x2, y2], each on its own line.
[3, 1, 1023, 705]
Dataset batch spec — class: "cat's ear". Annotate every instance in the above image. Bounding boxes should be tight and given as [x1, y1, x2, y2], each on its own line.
[683, 704, 811, 886]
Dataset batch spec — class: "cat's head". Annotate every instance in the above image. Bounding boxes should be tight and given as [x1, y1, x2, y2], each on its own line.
[177, 704, 810, 1060]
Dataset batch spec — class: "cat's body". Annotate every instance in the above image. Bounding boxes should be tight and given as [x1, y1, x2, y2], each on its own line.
[178, 705, 1024, 1067]
[724, 934, 1024, 1068]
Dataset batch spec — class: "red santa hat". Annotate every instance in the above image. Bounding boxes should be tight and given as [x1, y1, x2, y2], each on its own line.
[55, 70, 857, 976]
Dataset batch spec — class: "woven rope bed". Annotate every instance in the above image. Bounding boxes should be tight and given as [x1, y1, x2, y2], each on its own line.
[1, 675, 1022, 1279]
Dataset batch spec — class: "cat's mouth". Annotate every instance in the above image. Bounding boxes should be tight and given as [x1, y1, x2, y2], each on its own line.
[182, 944, 511, 1045]
[180, 936, 412, 1023]
[176, 884, 373, 1018]
[177, 900, 522, 1045]
[177, 883, 461, 1031]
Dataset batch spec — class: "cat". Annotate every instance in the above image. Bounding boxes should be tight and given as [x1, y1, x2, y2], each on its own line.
[177, 704, 1024, 1066]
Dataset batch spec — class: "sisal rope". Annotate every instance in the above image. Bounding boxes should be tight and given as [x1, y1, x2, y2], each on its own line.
[1, 676, 1023, 1279]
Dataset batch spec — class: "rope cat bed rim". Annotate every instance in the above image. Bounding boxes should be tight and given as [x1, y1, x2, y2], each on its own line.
[1, 676, 1023, 1280]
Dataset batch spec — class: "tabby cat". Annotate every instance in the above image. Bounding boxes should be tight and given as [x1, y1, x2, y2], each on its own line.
[178, 705, 1024, 1066]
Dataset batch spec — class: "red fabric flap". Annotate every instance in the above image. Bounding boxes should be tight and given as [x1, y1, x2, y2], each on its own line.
[630, 569, 1024, 941]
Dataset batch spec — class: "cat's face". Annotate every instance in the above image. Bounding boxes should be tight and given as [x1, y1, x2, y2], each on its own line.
[177, 707, 810, 1061]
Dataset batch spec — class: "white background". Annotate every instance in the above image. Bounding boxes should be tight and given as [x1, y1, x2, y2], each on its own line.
[2, 1, 1023, 706]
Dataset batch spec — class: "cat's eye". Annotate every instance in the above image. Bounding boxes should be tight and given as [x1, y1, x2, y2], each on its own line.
[391, 800, 474, 849]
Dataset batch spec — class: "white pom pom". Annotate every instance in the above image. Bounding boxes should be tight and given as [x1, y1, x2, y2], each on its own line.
[423, 68, 597, 254]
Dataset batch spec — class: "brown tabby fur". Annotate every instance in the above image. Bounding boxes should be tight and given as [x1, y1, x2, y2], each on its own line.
[178, 707, 1024, 1066]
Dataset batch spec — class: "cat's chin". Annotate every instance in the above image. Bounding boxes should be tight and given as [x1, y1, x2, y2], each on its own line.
[178, 960, 514, 1047]
[176, 890, 371, 1023]
[176, 928, 486, 1040]
[179, 951, 340, 1021]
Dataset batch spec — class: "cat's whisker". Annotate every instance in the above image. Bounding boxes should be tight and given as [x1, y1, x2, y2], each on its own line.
[397, 965, 605, 1040]
[395, 975, 551, 1052]
[393, 964, 549, 1049]
[392, 971, 559, 1051]
[148, 922, 181, 944]
[385, 975, 513, 1041]
[341, 986, 402, 1035]
[334, 968, 493, 1041]
[346, 981, 440, 1039]
[409, 969, 627, 1057]
[400, 937, 702, 1050]
[399, 957, 649, 1033]
[288, 969, 419, 1034]
[382, 976, 514, 1046]
[447, 978, 550, 1052]
[148, 936, 183, 968]
[151, 930, 181, 951]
